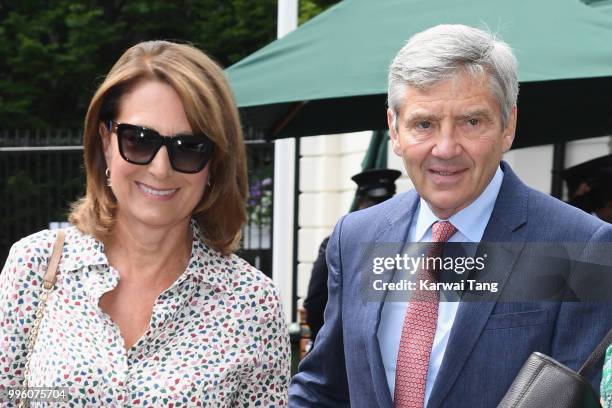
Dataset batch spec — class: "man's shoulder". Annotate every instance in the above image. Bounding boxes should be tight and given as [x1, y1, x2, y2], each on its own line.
[523, 184, 612, 239]
[497, 162, 612, 240]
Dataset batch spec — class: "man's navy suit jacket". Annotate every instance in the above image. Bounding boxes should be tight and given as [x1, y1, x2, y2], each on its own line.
[289, 162, 612, 407]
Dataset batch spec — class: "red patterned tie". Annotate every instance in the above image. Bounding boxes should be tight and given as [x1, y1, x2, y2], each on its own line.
[394, 221, 457, 408]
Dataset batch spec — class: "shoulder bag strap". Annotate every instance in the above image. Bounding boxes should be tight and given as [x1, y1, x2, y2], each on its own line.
[19, 229, 65, 407]
[578, 328, 612, 378]
[43, 229, 65, 289]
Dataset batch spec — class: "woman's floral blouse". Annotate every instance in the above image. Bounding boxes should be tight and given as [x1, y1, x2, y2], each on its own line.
[603, 344, 612, 408]
[0, 223, 290, 406]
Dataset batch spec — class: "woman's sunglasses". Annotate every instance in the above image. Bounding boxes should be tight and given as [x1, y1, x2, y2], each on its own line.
[108, 122, 214, 174]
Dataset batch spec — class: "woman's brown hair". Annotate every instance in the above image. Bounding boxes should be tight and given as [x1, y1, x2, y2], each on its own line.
[69, 41, 247, 255]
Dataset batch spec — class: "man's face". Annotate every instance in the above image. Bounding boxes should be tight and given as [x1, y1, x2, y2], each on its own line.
[388, 71, 517, 219]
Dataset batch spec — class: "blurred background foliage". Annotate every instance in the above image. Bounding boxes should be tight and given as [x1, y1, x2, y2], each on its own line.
[0, 0, 340, 264]
[0, 0, 340, 130]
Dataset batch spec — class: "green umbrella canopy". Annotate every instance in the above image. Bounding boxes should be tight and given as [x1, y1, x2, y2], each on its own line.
[227, 0, 612, 147]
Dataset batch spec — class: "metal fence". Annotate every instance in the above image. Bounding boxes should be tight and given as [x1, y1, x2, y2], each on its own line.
[0, 129, 274, 276]
[239, 140, 274, 275]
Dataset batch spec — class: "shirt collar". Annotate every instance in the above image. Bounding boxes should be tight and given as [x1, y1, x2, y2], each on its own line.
[59, 227, 109, 272]
[414, 166, 504, 242]
[60, 220, 230, 293]
[187, 219, 232, 292]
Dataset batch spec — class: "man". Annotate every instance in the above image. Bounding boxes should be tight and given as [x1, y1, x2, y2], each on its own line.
[562, 154, 612, 223]
[304, 168, 401, 342]
[289, 24, 612, 407]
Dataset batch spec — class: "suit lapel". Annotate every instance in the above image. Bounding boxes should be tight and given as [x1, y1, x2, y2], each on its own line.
[364, 191, 419, 408]
[426, 163, 529, 408]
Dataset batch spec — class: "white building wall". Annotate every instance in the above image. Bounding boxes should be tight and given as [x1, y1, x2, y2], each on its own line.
[296, 132, 372, 308]
[291, 134, 612, 316]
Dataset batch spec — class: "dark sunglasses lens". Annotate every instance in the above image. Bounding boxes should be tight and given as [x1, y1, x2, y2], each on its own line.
[118, 126, 159, 164]
[171, 137, 214, 173]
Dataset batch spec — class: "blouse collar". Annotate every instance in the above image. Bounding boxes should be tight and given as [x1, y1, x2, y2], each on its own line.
[59, 220, 231, 293]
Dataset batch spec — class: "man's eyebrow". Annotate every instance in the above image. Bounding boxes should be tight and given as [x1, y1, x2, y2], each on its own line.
[455, 109, 495, 121]
[403, 112, 443, 123]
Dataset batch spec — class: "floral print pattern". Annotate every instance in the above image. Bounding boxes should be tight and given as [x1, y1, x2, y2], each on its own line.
[0, 222, 289, 406]
[603, 345, 612, 407]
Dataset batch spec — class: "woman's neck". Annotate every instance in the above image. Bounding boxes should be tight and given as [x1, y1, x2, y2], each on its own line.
[104, 216, 193, 286]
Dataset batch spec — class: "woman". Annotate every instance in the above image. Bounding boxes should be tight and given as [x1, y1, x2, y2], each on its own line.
[0, 41, 290, 406]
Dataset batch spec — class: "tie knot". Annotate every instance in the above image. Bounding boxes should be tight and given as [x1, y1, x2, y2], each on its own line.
[431, 221, 457, 243]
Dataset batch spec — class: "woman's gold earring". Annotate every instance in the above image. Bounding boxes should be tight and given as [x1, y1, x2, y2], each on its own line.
[105, 168, 112, 187]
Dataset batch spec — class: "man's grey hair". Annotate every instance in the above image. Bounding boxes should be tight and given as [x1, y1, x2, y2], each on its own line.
[388, 24, 519, 129]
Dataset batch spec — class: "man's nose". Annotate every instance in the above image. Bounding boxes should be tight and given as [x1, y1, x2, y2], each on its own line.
[147, 145, 173, 179]
[431, 123, 461, 159]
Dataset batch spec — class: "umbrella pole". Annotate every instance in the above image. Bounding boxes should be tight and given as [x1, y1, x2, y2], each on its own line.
[272, 0, 299, 322]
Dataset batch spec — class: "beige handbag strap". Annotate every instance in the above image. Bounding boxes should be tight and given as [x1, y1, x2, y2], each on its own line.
[43, 229, 65, 289]
[19, 229, 65, 407]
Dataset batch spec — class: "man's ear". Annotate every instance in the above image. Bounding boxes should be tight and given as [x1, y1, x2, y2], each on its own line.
[387, 108, 402, 156]
[502, 106, 517, 153]
[99, 122, 112, 164]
